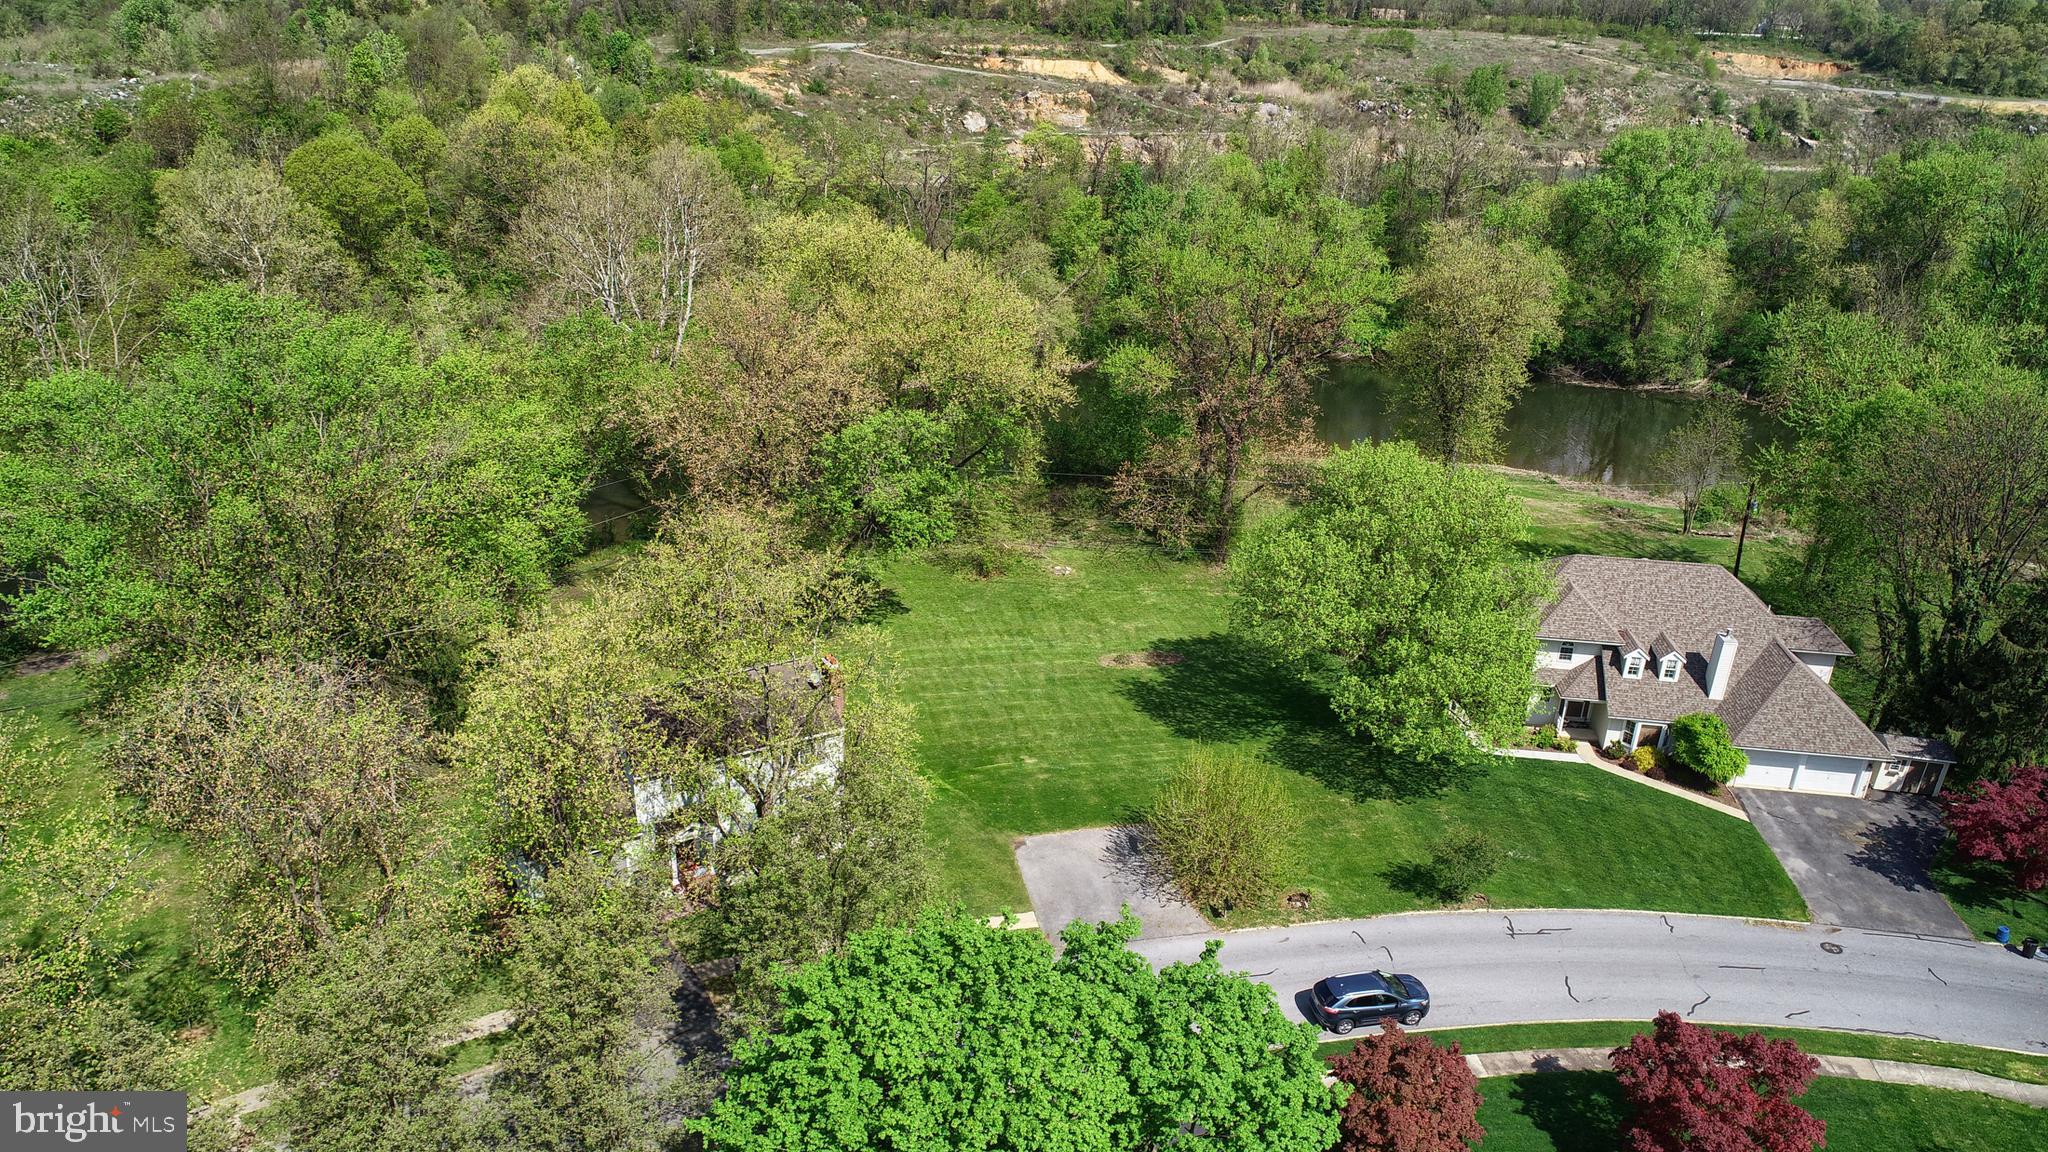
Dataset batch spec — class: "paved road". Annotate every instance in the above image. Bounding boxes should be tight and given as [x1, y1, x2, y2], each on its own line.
[1130, 909, 2048, 1053]
[1743, 789, 1970, 938]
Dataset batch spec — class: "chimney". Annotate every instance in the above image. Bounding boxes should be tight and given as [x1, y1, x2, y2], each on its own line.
[1706, 630, 1738, 701]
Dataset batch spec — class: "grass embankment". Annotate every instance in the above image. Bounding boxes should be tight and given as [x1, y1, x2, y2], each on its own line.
[1478, 1072, 2048, 1151]
[880, 537, 1806, 925]
[1323, 1021, 2048, 1086]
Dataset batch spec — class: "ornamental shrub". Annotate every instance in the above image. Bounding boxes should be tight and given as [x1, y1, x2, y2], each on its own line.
[1611, 1012, 1824, 1152]
[1423, 827, 1504, 902]
[1150, 748, 1300, 914]
[1630, 745, 1658, 774]
[1330, 1021, 1484, 1152]
[1669, 712, 1748, 785]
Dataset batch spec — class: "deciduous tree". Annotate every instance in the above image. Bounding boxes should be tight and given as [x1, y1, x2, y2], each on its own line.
[1543, 127, 1753, 382]
[1231, 441, 1551, 760]
[485, 859, 678, 1152]
[1106, 152, 1392, 555]
[1328, 1021, 1484, 1152]
[1942, 765, 2048, 892]
[631, 211, 1070, 504]
[153, 139, 351, 298]
[1386, 222, 1564, 463]
[0, 288, 589, 681]
[699, 913, 1341, 1152]
[1656, 402, 1746, 535]
[113, 658, 442, 987]
[705, 684, 933, 1020]
[258, 920, 475, 1152]
[1610, 1012, 1824, 1152]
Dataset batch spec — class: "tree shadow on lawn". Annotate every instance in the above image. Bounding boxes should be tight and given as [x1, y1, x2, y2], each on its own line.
[1506, 1071, 1628, 1152]
[1935, 852, 2048, 934]
[1119, 632, 1477, 804]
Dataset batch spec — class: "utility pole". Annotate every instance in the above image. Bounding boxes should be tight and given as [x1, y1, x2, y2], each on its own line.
[1733, 478, 1759, 579]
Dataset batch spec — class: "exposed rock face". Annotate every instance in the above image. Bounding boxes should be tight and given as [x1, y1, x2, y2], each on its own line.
[962, 109, 988, 133]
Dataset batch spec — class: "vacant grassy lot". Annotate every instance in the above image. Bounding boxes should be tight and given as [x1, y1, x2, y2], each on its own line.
[880, 546, 1806, 924]
[1325, 1020, 2048, 1086]
[1477, 1072, 2048, 1151]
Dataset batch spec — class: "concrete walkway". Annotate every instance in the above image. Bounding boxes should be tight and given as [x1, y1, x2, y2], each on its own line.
[1460, 1045, 2048, 1108]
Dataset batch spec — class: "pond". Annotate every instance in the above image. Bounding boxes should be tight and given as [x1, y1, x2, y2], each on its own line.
[1313, 363, 1789, 488]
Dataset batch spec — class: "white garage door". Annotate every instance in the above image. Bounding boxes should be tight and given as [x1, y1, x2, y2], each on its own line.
[1794, 761, 1862, 796]
[1734, 750, 1797, 790]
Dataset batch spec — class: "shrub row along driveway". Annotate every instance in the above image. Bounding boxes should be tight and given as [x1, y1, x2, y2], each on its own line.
[1131, 909, 2048, 1054]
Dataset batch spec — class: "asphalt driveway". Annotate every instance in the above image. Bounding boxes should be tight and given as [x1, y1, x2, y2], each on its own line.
[1741, 789, 1971, 938]
[1014, 826, 1210, 945]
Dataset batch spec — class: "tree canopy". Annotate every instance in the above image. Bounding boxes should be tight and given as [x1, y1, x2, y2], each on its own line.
[699, 912, 1341, 1152]
[1231, 441, 1551, 759]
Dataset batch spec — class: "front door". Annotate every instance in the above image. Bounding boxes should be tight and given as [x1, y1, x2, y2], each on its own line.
[1561, 699, 1591, 724]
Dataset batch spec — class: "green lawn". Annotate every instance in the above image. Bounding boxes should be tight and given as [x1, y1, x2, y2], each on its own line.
[1324, 1021, 2048, 1086]
[0, 665, 264, 1094]
[880, 547, 1807, 924]
[1477, 1072, 2048, 1151]
[1498, 471, 1800, 581]
[1934, 853, 2048, 944]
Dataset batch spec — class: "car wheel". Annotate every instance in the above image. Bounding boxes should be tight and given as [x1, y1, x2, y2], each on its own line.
[1400, 1011, 1423, 1026]
[1332, 1018, 1355, 1035]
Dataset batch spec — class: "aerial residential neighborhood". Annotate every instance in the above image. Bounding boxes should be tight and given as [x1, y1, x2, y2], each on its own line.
[3, 0, 2048, 1148]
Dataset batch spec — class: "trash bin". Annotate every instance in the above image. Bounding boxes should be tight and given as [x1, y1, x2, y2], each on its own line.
[2024, 937, 2040, 959]
[1997, 925, 2012, 945]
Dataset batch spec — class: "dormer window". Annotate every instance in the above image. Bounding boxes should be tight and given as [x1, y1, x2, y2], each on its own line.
[1623, 653, 1646, 679]
[1659, 654, 1681, 682]
[1558, 642, 1575, 663]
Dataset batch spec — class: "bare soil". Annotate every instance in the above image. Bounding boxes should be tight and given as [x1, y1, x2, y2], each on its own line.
[1098, 650, 1185, 669]
[1712, 50, 1851, 81]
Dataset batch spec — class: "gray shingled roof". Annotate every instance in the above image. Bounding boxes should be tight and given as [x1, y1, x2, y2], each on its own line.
[1540, 581, 1623, 645]
[1775, 615, 1855, 657]
[1543, 656, 1603, 700]
[1537, 556, 1885, 762]
[1716, 640, 1889, 760]
[1880, 733, 1958, 763]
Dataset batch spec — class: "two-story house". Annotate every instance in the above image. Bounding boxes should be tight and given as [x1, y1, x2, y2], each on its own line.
[1532, 556, 1956, 798]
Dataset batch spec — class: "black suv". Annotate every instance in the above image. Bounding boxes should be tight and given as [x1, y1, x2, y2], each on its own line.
[1308, 970, 1431, 1034]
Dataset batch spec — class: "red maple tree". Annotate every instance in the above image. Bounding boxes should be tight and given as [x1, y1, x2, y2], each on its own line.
[1610, 1012, 1825, 1152]
[1942, 764, 2048, 891]
[1328, 1022, 1484, 1152]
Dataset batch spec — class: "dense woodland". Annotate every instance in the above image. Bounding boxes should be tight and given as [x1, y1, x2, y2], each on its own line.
[2, 0, 2048, 1144]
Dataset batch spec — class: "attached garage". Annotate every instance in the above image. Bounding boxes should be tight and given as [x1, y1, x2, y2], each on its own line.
[1733, 749, 1797, 791]
[1731, 747, 1870, 797]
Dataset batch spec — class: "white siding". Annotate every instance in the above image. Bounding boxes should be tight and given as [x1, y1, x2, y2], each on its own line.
[1537, 639, 1597, 672]
[1794, 653, 1837, 684]
[1731, 747, 1869, 796]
